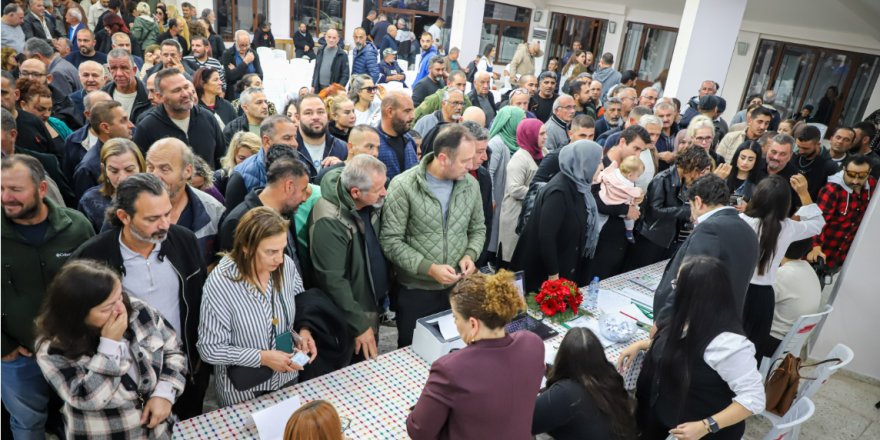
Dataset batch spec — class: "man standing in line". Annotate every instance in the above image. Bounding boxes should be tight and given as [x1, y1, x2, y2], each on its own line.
[311, 28, 348, 95]
[381, 124, 485, 347]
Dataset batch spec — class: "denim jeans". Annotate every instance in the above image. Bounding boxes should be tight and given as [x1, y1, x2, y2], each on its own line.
[1, 355, 50, 440]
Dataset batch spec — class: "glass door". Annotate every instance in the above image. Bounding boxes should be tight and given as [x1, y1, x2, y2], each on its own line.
[545, 12, 606, 70]
[840, 57, 880, 127]
[770, 46, 817, 120]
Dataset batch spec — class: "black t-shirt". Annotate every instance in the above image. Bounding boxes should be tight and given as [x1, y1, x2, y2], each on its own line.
[12, 219, 50, 247]
[530, 94, 557, 123]
[383, 130, 407, 171]
[359, 207, 388, 309]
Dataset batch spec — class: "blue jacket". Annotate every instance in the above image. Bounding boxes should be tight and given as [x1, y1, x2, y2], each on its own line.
[379, 60, 406, 86]
[62, 124, 90, 178]
[377, 126, 418, 181]
[71, 139, 103, 199]
[296, 131, 348, 181]
[70, 89, 85, 118]
[352, 41, 381, 83]
[231, 146, 267, 192]
[413, 46, 438, 86]
[378, 34, 398, 54]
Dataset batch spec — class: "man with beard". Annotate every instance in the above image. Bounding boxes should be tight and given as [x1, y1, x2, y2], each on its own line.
[569, 80, 596, 119]
[1, 155, 93, 439]
[594, 96, 623, 140]
[218, 152, 311, 257]
[222, 86, 269, 144]
[529, 70, 558, 122]
[295, 94, 346, 180]
[412, 32, 439, 90]
[412, 56, 446, 108]
[146, 39, 195, 80]
[65, 28, 108, 68]
[145, 138, 225, 261]
[380, 124, 484, 347]
[310, 154, 390, 363]
[103, 49, 152, 123]
[352, 27, 380, 83]
[413, 87, 463, 137]
[183, 36, 225, 88]
[134, 68, 225, 168]
[413, 70, 469, 122]
[71, 100, 134, 197]
[716, 105, 773, 163]
[70, 172, 210, 421]
[378, 91, 418, 180]
[793, 125, 837, 200]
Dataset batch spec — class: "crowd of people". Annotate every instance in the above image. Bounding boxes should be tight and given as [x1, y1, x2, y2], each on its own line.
[1, 1, 879, 438]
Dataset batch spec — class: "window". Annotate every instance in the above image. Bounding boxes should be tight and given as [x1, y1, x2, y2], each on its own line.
[292, 0, 345, 37]
[481, 1, 531, 65]
[743, 39, 879, 132]
[214, 0, 268, 40]
[619, 22, 678, 86]
[367, 0, 450, 49]
[545, 13, 607, 71]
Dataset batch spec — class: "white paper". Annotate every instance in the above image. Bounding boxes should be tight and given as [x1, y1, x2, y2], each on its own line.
[435, 313, 459, 341]
[617, 286, 653, 306]
[252, 395, 302, 440]
[619, 303, 653, 326]
[597, 290, 631, 315]
[565, 316, 615, 347]
[544, 341, 558, 365]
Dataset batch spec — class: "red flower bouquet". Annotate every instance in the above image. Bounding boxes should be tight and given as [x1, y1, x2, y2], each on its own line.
[529, 278, 582, 323]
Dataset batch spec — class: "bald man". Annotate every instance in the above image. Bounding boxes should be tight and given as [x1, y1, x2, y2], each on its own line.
[19, 58, 82, 129]
[70, 60, 106, 116]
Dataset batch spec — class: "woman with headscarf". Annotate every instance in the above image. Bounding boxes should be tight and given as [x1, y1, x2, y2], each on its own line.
[498, 118, 545, 265]
[512, 140, 604, 292]
[487, 106, 525, 264]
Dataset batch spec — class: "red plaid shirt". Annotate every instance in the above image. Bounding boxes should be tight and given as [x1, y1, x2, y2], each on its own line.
[813, 177, 875, 268]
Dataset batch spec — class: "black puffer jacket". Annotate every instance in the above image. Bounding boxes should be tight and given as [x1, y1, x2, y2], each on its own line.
[294, 288, 354, 381]
[133, 103, 226, 168]
[637, 166, 691, 248]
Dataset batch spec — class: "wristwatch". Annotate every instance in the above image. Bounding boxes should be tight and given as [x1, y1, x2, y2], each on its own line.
[706, 416, 720, 434]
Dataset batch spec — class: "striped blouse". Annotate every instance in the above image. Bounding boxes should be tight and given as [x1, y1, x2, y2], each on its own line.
[197, 255, 304, 407]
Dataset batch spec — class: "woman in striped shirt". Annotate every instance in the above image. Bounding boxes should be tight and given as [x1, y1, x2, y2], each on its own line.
[197, 207, 315, 407]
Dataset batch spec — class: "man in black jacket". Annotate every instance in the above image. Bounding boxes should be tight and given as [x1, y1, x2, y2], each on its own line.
[133, 67, 225, 168]
[71, 173, 210, 420]
[653, 174, 758, 322]
[792, 124, 837, 200]
[104, 48, 152, 123]
[222, 86, 268, 145]
[311, 28, 348, 94]
[461, 120, 493, 268]
[293, 22, 315, 60]
[468, 71, 497, 127]
[221, 30, 263, 98]
[22, 0, 60, 40]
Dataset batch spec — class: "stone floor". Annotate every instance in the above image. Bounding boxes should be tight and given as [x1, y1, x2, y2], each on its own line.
[203, 324, 880, 439]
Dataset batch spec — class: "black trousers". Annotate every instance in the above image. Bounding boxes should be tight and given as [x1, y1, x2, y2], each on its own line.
[624, 233, 672, 271]
[173, 364, 211, 421]
[742, 283, 776, 360]
[396, 285, 452, 348]
[588, 218, 629, 280]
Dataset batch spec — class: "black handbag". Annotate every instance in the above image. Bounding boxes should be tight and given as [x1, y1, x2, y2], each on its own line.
[226, 288, 294, 392]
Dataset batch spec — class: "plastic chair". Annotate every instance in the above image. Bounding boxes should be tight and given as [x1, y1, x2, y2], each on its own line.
[404, 71, 417, 88]
[256, 46, 273, 60]
[397, 59, 409, 71]
[798, 343, 853, 402]
[759, 305, 833, 378]
[272, 49, 287, 60]
[761, 397, 815, 440]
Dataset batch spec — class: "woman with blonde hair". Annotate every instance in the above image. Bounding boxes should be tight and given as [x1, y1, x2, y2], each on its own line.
[1, 47, 19, 73]
[131, 2, 160, 51]
[326, 96, 356, 142]
[283, 400, 345, 440]
[407, 270, 545, 439]
[77, 139, 145, 231]
[347, 74, 382, 126]
[213, 131, 261, 195]
[198, 207, 314, 407]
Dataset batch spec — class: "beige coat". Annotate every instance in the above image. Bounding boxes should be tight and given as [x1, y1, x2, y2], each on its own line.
[499, 149, 538, 262]
[506, 43, 542, 79]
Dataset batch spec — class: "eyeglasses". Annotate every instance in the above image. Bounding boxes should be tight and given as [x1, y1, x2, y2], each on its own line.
[845, 170, 870, 179]
[694, 136, 713, 143]
[19, 71, 47, 78]
[510, 88, 529, 96]
[447, 101, 465, 107]
[559, 105, 576, 110]
[362, 86, 378, 93]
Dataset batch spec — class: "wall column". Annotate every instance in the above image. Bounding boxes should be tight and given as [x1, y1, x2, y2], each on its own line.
[449, 0, 486, 64]
[664, 0, 747, 102]
[344, 0, 365, 47]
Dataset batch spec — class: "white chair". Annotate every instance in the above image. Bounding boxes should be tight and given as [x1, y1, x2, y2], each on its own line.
[404, 71, 417, 88]
[761, 397, 815, 440]
[256, 46, 273, 60]
[397, 59, 409, 71]
[272, 49, 287, 61]
[798, 343, 853, 402]
[759, 305, 833, 378]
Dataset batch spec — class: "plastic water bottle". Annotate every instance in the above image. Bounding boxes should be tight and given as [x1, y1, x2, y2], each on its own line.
[587, 277, 600, 310]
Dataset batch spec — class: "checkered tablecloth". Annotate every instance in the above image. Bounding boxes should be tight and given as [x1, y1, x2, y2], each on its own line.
[173, 261, 667, 439]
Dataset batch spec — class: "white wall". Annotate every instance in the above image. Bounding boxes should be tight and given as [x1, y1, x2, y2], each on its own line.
[812, 192, 880, 380]
[268, 0, 290, 39]
[719, 30, 760, 122]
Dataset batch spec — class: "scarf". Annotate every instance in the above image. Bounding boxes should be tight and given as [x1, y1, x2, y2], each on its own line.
[516, 118, 544, 161]
[488, 106, 525, 154]
[558, 140, 603, 257]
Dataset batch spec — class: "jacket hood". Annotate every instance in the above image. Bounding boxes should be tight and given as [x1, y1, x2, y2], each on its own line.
[592, 66, 616, 82]
[825, 170, 872, 195]
[319, 165, 356, 212]
[136, 15, 155, 23]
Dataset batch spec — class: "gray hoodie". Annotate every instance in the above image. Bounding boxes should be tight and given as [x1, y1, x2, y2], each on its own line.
[593, 66, 622, 97]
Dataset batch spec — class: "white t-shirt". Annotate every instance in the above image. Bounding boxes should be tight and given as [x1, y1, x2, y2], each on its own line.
[304, 142, 324, 171]
[113, 90, 138, 119]
[770, 260, 822, 340]
[171, 116, 190, 134]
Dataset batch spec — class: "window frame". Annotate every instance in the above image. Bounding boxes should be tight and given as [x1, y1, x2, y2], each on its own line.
[618, 21, 678, 76]
[481, 0, 532, 65]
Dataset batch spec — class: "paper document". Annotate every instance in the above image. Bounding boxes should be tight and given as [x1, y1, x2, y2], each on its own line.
[617, 287, 653, 306]
[630, 273, 661, 291]
[430, 313, 459, 341]
[597, 290, 631, 315]
[565, 316, 615, 347]
[252, 395, 302, 440]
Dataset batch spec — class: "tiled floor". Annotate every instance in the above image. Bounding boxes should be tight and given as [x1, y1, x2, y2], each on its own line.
[202, 324, 880, 439]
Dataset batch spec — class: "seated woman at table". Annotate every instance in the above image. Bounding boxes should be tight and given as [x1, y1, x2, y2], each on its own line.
[197, 207, 315, 407]
[511, 140, 603, 292]
[35, 260, 187, 439]
[532, 327, 636, 440]
[284, 400, 345, 440]
[406, 270, 545, 440]
[618, 256, 765, 440]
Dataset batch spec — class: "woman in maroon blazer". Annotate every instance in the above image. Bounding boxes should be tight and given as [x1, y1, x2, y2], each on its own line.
[406, 270, 545, 440]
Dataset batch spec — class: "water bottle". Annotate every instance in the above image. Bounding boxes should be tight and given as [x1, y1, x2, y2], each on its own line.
[587, 277, 600, 310]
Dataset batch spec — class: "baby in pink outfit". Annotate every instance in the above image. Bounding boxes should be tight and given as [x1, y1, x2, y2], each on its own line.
[598, 156, 645, 243]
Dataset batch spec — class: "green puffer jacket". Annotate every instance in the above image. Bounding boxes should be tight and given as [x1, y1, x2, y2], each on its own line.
[1, 198, 94, 355]
[380, 153, 486, 290]
[309, 167, 383, 335]
[413, 88, 473, 122]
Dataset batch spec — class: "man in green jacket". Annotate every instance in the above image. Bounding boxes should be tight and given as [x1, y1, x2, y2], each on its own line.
[380, 124, 485, 347]
[1, 155, 94, 438]
[413, 70, 471, 123]
[310, 154, 390, 362]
